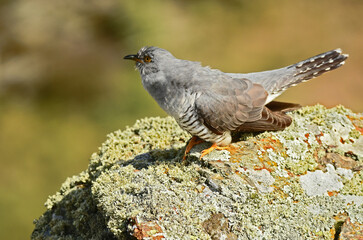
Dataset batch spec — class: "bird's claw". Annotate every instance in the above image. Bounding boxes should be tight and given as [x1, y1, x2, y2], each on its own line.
[199, 143, 233, 159]
[182, 136, 204, 161]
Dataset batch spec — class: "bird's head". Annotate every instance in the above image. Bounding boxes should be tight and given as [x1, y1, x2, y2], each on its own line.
[124, 46, 174, 75]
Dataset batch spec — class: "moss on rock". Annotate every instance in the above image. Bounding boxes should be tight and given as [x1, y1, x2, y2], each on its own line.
[32, 106, 363, 239]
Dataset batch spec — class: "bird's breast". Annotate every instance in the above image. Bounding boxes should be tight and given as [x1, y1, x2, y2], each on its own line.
[141, 74, 187, 118]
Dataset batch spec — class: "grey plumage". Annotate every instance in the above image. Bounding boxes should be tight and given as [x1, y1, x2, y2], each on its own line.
[124, 47, 348, 147]
[227, 48, 348, 103]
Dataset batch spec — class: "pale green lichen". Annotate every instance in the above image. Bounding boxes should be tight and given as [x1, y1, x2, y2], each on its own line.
[44, 171, 90, 209]
[32, 171, 117, 240]
[32, 106, 363, 240]
[93, 161, 357, 239]
[93, 163, 212, 239]
[263, 105, 363, 175]
[340, 171, 363, 196]
[349, 129, 361, 139]
[88, 116, 190, 178]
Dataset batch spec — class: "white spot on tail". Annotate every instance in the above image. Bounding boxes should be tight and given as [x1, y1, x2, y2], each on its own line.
[317, 62, 324, 68]
[318, 54, 326, 59]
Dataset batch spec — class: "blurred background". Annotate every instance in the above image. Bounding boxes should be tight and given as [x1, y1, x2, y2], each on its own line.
[0, 0, 362, 239]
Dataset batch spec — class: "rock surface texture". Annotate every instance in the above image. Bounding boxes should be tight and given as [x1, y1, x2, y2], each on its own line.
[32, 105, 363, 240]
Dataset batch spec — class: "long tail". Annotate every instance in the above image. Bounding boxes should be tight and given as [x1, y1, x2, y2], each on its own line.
[284, 48, 348, 89]
[226, 49, 349, 103]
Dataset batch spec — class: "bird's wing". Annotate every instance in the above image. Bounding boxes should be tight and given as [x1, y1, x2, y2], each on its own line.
[193, 76, 268, 134]
[235, 105, 293, 132]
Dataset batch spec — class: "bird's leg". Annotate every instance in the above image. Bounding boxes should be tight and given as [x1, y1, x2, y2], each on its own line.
[200, 143, 234, 159]
[183, 136, 204, 160]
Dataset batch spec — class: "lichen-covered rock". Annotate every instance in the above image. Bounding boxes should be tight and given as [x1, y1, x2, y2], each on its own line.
[32, 105, 363, 240]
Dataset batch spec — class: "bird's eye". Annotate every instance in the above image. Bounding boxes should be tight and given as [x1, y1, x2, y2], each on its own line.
[144, 56, 152, 63]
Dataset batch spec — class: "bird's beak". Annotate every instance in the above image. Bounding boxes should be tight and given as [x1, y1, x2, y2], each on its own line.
[123, 54, 142, 63]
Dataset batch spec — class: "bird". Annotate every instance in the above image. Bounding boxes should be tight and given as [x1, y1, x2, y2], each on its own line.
[124, 46, 348, 159]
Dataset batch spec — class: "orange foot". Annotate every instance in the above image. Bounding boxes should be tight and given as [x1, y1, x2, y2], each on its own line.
[200, 143, 235, 159]
[183, 136, 205, 161]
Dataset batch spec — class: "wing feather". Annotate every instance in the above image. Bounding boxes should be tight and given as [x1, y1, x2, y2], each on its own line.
[194, 76, 268, 134]
[236, 106, 293, 132]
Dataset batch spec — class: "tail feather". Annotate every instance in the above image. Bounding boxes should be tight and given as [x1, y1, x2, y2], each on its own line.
[289, 49, 348, 85]
[265, 100, 301, 112]
[226, 48, 349, 103]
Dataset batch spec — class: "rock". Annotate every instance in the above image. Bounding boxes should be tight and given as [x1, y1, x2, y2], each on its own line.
[339, 217, 363, 240]
[32, 105, 363, 240]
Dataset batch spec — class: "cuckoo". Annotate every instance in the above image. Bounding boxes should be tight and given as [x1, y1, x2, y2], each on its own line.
[124, 47, 348, 159]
